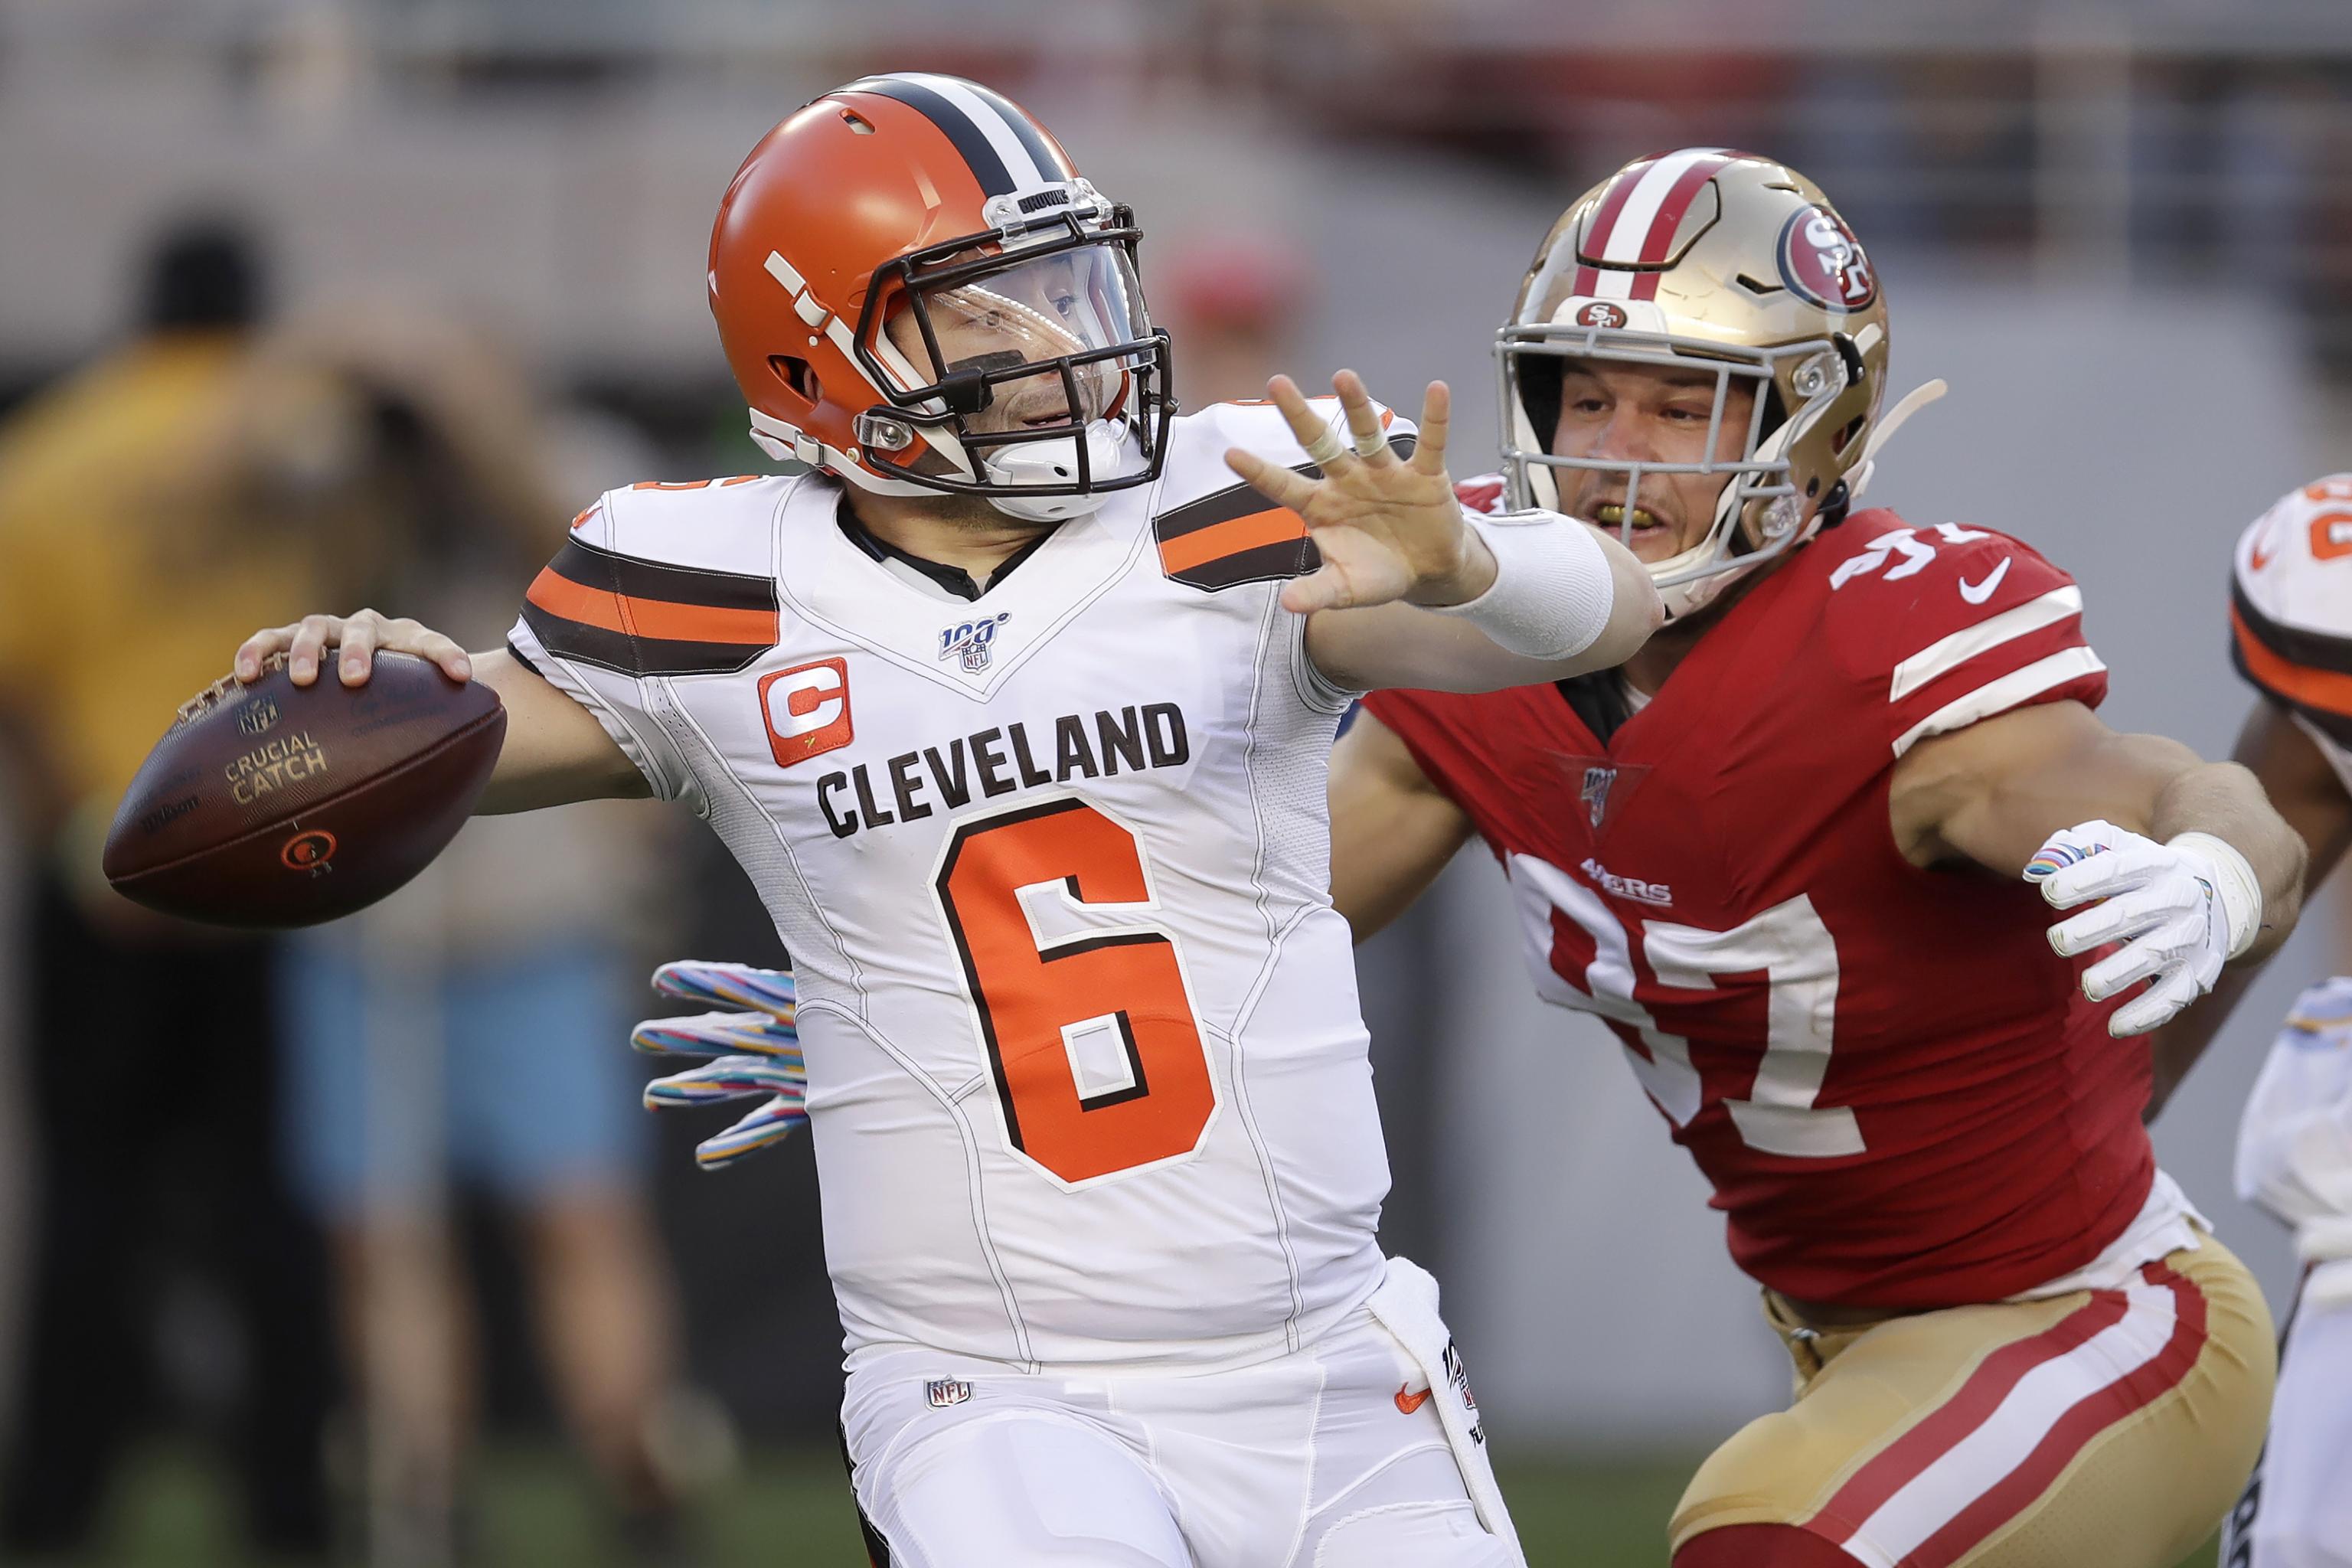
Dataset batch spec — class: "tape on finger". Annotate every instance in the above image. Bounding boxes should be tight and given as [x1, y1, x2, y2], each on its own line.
[1302, 427, 1349, 468]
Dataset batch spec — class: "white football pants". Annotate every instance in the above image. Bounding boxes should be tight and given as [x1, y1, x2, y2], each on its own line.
[2224, 1280, 2352, 1568]
[838, 1267, 1522, 1568]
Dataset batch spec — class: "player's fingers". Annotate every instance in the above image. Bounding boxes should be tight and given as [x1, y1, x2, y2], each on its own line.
[235, 625, 300, 682]
[1263, 375, 1354, 473]
[1410, 381, 1452, 475]
[285, 614, 344, 688]
[2079, 930, 2174, 1001]
[1279, 562, 1353, 616]
[692, 1097, 810, 1171]
[2023, 822, 2138, 903]
[381, 616, 472, 682]
[643, 1055, 802, 1105]
[1332, 369, 1393, 463]
[1227, 447, 1322, 512]
[2034, 846, 2164, 909]
[2109, 970, 2200, 1037]
[632, 1011, 799, 1060]
[337, 610, 381, 687]
[2046, 893, 2160, 956]
[652, 959, 798, 1019]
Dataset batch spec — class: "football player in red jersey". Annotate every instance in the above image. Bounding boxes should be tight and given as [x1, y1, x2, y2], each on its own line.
[1336, 151, 2307, 1568]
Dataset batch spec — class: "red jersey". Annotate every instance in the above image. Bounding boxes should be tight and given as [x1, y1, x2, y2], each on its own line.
[1364, 507, 2148, 1309]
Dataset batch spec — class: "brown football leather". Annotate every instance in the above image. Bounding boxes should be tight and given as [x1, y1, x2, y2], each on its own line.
[103, 651, 506, 928]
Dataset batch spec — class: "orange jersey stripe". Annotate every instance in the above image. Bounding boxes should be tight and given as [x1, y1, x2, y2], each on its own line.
[2232, 604, 2352, 719]
[1158, 507, 1308, 576]
[526, 568, 778, 646]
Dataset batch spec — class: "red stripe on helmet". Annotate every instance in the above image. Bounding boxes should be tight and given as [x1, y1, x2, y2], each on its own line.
[1628, 152, 1731, 301]
[1578, 158, 1651, 265]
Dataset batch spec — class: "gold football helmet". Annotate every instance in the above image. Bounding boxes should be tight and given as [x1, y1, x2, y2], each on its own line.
[1499, 149, 1933, 618]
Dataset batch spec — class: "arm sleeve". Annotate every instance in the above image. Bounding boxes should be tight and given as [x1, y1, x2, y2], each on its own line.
[1849, 527, 2109, 758]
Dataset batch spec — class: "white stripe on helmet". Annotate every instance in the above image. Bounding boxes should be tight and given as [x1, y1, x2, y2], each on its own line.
[891, 72, 1054, 189]
[1595, 146, 1730, 265]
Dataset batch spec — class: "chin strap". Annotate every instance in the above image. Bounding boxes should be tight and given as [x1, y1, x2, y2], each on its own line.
[1844, 378, 1947, 505]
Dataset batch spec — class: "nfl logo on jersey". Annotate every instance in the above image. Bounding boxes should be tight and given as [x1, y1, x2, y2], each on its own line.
[926, 1378, 972, 1409]
[939, 613, 1011, 673]
[1581, 766, 1615, 829]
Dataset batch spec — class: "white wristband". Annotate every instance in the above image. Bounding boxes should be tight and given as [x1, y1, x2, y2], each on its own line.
[1429, 508, 1615, 661]
[2168, 831, 2264, 960]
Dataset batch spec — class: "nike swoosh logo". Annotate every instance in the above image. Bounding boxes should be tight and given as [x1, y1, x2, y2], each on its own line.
[1394, 1384, 1432, 1415]
[2250, 538, 2276, 571]
[1958, 557, 2011, 604]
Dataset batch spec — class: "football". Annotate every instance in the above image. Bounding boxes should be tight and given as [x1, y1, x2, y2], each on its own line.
[102, 651, 507, 928]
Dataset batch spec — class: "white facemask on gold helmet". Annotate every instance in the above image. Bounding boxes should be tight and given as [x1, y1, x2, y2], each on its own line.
[1499, 149, 1935, 620]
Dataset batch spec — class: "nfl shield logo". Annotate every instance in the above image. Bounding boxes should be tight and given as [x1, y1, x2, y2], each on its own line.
[1580, 766, 1615, 830]
[926, 1378, 972, 1409]
[939, 613, 1011, 674]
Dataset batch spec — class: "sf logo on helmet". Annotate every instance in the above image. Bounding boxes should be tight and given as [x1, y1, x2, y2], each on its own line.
[1574, 301, 1628, 329]
[1777, 205, 1877, 312]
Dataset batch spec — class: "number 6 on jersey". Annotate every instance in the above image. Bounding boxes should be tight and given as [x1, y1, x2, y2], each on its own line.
[934, 798, 1219, 1187]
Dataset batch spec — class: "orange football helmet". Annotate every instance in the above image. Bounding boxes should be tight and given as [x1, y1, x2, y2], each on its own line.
[709, 74, 1174, 521]
[1499, 149, 1931, 618]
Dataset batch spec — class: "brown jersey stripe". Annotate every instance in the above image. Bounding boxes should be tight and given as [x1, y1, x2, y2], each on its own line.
[525, 567, 777, 647]
[1165, 537, 1323, 593]
[519, 599, 770, 678]
[1153, 433, 1417, 546]
[544, 535, 779, 614]
[1158, 506, 1308, 576]
[521, 535, 779, 677]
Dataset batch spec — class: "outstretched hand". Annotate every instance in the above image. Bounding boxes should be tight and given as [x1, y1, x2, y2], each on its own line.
[1223, 371, 1495, 616]
[631, 960, 807, 1171]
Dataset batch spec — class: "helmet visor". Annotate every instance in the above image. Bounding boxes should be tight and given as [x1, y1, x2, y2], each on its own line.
[871, 240, 1152, 433]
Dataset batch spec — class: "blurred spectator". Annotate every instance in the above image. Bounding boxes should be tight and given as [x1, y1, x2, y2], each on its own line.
[1159, 230, 1313, 409]
[249, 309, 708, 1565]
[0, 216, 339, 1560]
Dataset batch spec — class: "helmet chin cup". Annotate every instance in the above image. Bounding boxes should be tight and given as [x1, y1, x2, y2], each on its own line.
[983, 423, 1128, 522]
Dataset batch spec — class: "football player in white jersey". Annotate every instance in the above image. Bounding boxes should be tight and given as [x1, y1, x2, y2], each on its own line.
[2146, 476, 2352, 1568]
[228, 74, 1662, 1568]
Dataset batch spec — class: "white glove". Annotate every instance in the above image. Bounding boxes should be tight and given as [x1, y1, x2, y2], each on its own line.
[630, 961, 806, 1171]
[2025, 818, 2262, 1037]
[2236, 977, 2352, 1308]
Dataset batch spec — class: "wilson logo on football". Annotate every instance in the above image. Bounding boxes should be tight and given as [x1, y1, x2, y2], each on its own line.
[1777, 204, 1876, 312]
[280, 828, 338, 874]
[760, 658, 854, 767]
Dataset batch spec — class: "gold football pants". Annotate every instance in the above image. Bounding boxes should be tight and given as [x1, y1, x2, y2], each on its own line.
[1672, 1235, 2275, 1568]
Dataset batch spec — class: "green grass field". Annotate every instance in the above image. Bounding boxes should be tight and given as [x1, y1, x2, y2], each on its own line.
[77, 1442, 2220, 1566]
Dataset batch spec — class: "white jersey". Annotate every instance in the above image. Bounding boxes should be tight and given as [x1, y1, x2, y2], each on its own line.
[508, 403, 1392, 1372]
[2223, 977, 2352, 1568]
[2233, 474, 2352, 789]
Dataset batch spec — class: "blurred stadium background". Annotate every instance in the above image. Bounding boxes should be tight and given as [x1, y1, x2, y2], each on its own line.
[2, 0, 2349, 1562]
